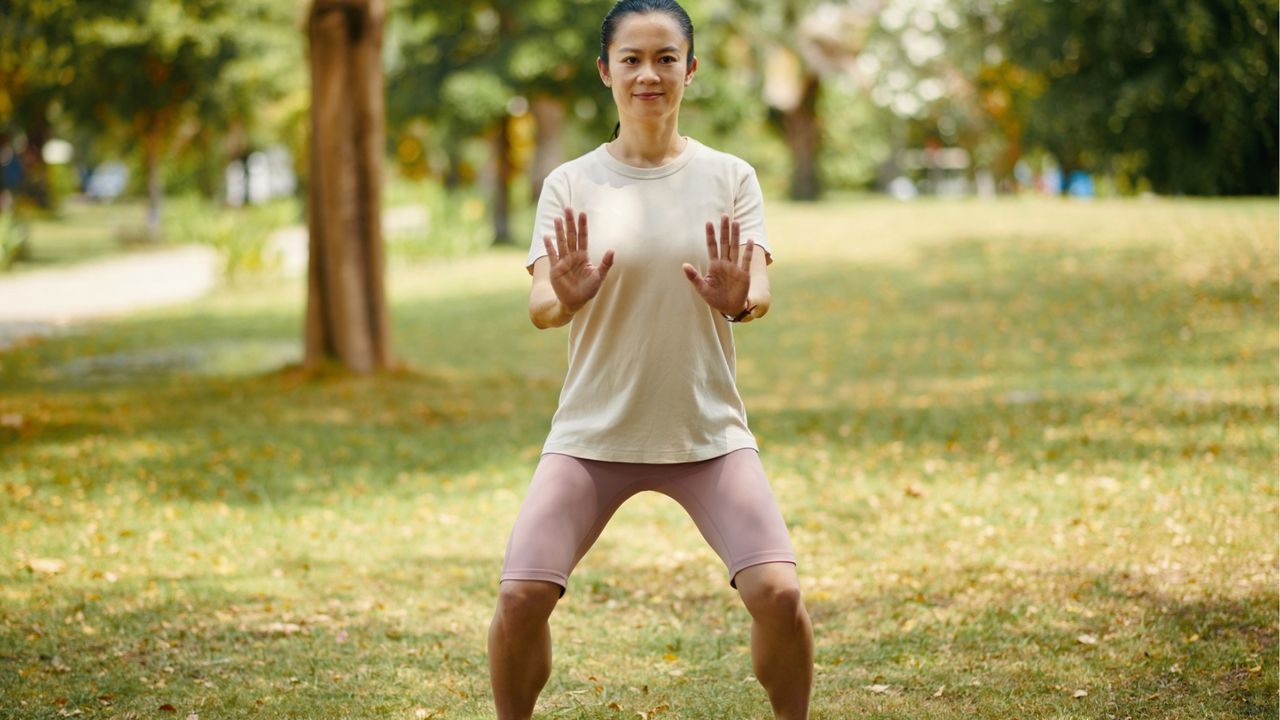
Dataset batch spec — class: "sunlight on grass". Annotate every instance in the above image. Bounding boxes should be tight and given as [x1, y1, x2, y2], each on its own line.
[0, 197, 1275, 719]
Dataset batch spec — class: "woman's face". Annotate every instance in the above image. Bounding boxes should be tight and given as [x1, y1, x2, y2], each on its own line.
[598, 12, 697, 128]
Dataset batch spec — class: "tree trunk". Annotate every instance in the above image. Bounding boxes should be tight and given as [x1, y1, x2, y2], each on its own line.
[144, 137, 162, 241]
[21, 108, 51, 209]
[529, 96, 565, 202]
[305, 0, 391, 373]
[492, 115, 513, 245]
[783, 73, 821, 201]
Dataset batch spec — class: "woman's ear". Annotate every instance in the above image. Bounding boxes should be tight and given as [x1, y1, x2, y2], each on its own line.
[684, 56, 698, 85]
[597, 57, 611, 87]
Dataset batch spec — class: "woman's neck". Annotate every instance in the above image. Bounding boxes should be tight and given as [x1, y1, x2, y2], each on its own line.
[607, 117, 686, 168]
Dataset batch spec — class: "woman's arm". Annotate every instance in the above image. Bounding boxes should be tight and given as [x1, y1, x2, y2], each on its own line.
[529, 257, 576, 329]
[528, 208, 614, 329]
[739, 249, 771, 323]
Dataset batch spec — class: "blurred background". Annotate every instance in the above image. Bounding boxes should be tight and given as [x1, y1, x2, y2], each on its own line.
[1, 0, 1275, 276]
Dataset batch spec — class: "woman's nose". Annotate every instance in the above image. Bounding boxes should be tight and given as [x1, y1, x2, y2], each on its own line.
[638, 64, 660, 83]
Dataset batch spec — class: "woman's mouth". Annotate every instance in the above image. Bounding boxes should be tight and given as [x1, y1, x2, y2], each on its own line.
[634, 93, 663, 100]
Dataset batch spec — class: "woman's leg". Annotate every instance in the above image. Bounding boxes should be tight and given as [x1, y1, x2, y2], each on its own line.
[488, 579, 562, 720]
[489, 453, 636, 718]
[735, 562, 814, 720]
[655, 449, 812, 718]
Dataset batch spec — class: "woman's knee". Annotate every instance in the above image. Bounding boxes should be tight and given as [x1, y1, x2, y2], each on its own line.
[737, 566, 804, 620]
[494, 580, 562, 627]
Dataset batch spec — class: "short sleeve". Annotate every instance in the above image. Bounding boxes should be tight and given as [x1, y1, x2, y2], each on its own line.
[734, 166, 773, 264]
[526, 170, 571, 273]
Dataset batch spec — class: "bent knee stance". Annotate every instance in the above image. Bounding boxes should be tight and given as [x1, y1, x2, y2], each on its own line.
[742, 581, 804, 622]
[494, 580, 561, 629]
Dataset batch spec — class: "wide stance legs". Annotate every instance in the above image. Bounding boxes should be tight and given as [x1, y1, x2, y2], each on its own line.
[487, 580, 561, 720]
[487, 563, 814, 720]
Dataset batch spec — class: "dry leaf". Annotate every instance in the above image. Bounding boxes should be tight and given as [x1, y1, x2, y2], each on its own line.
[932, 685, 945, 698]
[159, 704, 177, 713]
[1072, 689, 1087, 698]
[28, 558, 66, 575]
[1076, 634, 1099, 645]
[865, 684, 891, 694]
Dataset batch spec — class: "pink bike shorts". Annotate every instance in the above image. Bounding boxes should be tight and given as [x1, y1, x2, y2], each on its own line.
[499, 448, 796, 596]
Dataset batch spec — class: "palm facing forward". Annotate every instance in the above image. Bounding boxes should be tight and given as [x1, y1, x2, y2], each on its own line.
[544, 207, 614, 313]
[682, 214, 755, 317]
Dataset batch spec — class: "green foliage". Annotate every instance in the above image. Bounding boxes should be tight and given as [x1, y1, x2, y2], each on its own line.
[992, 0, 1279, 194]
[163, 196, 299, 280]
[383, 181, 497, 261]
[0, 210, 30, 269]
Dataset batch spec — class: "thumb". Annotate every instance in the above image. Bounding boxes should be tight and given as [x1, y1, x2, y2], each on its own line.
[682, 263, 707, 291]
[597, 249, 615, 281]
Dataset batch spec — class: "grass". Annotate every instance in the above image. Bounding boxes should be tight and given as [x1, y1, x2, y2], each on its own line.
[0, 196, 1275, 719]
[12, 200, 152, 270]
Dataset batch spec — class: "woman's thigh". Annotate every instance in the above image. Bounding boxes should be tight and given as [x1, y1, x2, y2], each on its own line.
[499, 453, 637, 594]
[655, 449, 796, 587]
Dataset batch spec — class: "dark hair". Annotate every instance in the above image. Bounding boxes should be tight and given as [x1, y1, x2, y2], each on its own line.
[600, 0, 695, 140]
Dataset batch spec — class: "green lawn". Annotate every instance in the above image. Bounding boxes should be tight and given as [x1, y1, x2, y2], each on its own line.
[1, 197, 1275, 719]
[13, 200, 152, 270]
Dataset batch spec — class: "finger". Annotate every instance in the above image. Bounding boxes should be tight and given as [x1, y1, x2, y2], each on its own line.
[578, 212, 589, 254]
[597, 249, 615, 281]
[682, 263, 707, 291]
[719, 214, 731, 263]
[730, 221, 741, 264]
[705, 221, 718, 261]
[562, 207, 577, 252]
[741, 238, 755, 271]
[543, 234, 559, 264]
[553, 217, 568, 259]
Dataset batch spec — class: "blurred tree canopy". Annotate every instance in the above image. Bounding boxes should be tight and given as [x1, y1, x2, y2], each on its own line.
[1, 0, 1275, 239]
[990, 0, 1279, 195]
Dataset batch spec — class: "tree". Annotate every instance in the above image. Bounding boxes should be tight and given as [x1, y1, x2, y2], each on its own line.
[0, 0, 83, 208]
[990, 0, 1279, 195]
[388, 0, 608, 243]
[710, 0, 880, 200]
[305, 0, 392, 373]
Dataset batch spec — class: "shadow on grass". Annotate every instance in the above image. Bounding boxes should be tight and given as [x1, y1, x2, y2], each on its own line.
[3, 557, 1273, 718]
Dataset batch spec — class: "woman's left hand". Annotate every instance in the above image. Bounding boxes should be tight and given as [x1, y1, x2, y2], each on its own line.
[682, 214, 755, 317]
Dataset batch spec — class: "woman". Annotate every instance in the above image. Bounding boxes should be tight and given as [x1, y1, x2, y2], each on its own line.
[487, 2, 814, 717]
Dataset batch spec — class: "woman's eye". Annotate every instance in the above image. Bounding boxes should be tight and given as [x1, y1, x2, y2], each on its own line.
[661, 56, 676, 63]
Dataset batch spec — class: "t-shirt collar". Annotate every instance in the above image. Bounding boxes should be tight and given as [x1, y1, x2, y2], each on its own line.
[595, 137, 701, 179]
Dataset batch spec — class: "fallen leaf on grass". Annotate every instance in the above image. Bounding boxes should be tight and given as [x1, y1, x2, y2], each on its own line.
[865, 684, 891, 694]
[932, 685, 945, 698]
[1076, 634, 1099, 645]
[159, 704, 177, 713]
[27, 558, 66, 575]
[257, 622, 303, 636]
[1072, 689, 1087, 698]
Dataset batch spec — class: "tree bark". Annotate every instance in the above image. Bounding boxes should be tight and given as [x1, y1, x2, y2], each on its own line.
[528, 96, 565, 202]
[305, 0, 391, 373]
[782, 73, 822, 201]
[144, 136, 162, 241]
[492, 115, 513, 245]
[21, 108, 51, 209]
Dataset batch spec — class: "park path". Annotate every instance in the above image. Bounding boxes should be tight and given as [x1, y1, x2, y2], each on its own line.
[0, 246, 219, 349]
[0, 204, 428, 350]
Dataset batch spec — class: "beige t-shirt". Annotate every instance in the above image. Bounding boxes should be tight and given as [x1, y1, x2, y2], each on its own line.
[525, 137, 772, 463]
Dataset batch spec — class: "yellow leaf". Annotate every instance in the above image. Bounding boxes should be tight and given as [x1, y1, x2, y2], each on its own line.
[28, 558, 66, 575]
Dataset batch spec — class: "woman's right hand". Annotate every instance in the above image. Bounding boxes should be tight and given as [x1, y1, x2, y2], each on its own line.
[543, 206, 615, 313]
